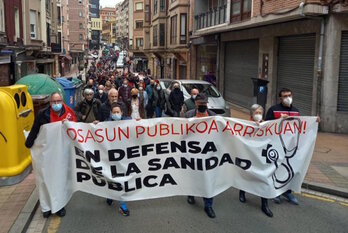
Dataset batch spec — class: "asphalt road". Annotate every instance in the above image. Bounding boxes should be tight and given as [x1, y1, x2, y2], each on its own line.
[44, 188, 348, 233]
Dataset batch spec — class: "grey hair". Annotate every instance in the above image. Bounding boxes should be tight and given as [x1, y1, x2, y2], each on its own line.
[250, 104, 264, 115]
[84, 88, 94, 95]
[49, 92, 63, 101]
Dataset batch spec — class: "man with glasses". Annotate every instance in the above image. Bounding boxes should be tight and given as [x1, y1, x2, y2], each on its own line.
[25, 92, 76, 218]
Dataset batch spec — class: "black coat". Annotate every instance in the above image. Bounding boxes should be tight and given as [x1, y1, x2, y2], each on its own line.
[100, 101, 127, 122]
[94, 92, 108, 104]
[169, 89, 184, 112]
[74, 99, 102, 122]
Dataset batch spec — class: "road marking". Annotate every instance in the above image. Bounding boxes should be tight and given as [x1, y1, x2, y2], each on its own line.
[47, 216, 61, 233]
[340, 202, 348, 207]
[302, 193, 335, 203]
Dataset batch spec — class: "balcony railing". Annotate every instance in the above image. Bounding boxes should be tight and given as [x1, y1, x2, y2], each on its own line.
[195, 5, 227, 31]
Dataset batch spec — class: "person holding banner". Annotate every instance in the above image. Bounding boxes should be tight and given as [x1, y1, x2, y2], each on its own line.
[265, 88, 320, 205]
[25, 92, 77, 218]
[100, 88, 127, 121]
[185, 93, 217, 218]
[74, 88, 102, 123]
[239, 104, 273, 217]
[104, 102, 131, 216]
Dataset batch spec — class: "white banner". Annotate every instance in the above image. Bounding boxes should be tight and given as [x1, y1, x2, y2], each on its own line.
[30, 116, 318, 212]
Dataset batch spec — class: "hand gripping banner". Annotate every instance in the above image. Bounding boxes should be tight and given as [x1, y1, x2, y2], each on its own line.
[29, 116, 318, 212]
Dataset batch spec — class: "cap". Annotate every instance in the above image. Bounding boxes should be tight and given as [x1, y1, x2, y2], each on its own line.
[195, 93, 208, 103]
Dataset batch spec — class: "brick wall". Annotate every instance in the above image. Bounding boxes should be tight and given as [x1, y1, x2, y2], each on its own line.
[252, 0, 324, 17]
[68, 0, 87, 48]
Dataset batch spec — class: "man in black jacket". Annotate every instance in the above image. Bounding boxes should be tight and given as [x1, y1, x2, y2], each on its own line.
[94, 85, 108, 104]
[100, 88, 127, 121]
[75, 88, 102, 123]
[185, 93, 217, 218]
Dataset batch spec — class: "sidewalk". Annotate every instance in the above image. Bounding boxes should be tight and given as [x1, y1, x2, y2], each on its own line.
[230, 105, 348, 195]
[0, 106, 347, 232]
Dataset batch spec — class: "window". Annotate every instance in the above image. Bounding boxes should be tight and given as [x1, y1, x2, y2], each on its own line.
[145, 5, 150, 22]
[153, 25, 158, 46]
[79, 34, 83, 40]
[91, 4, 97, 9]
[180, 14, 186, 44]
[170, 15, 177, 45]
[160, 0, 165, 12]
[135, 2, 143, 11]
[159, 23, 165, 46]
[0, 0, 4, 32]
[79, 11, 82, 17]
[136, 38, 143, 48]
[79, 23, 83, 29]
[30, 10, 36, 39]
[135, 20, 143, 29]
[153, 0, 158, 15]
[14, 7, 20, 39]
[231, 0, 251, 22]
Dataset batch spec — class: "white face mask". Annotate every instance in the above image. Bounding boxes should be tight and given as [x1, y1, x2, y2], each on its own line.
[282, 97, 293, 107]
[192, 95, 197, 100]
[253, 114, 263, 122]
[98, 90, 103, 94]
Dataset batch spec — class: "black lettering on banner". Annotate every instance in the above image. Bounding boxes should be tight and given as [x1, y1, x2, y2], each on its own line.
[180, 157, 195, 169]
[126, 163, 141, 176]
[142, 144, 154, 156]
[108, 181, 123, 191]
[86, 150, 101, 163]
[219, 153, 234, 166]
[163, 157, 180, 170]
[156, 142, 170, 154]
[144, 175, 158, 187]
[92, 175, 106, 186]
[75, 146, 85, 158]
[110, 165, 125, 177]
[171, 141, 187, 153]
[127, 146, 141, 159]
[188, 141, 201, 154]
[235, 157, 252, 170]
[205, 157, 219, 170]
[125, 180, 136, 192]
[148, 158, 161, 171]
[202, 142, 217, 154]
[76, 159, 90, 170]
[91, 166, 103, 176]
[77, 172, 91, 182]
[108, 149, 125, 161]
[197, 158, 203, 170]
[160, 174, 177, 186]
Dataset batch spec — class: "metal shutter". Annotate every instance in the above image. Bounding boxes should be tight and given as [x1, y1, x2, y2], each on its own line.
[338, 31, 348, 111]
[277, 34, 316, 116]
[224, 39, 259, 108]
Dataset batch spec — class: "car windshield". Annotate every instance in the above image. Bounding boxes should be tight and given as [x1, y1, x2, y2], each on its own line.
[182, 83, 220, 97]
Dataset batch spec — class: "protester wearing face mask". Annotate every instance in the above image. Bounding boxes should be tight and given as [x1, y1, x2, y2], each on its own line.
[25, 92, 76, 218]
[183, 88, 199, 113]
[154, 81, 166, 117]
[129, 88, 145, 119]
[238, 104, 273, 217]
[145, 79, 156, 118]
[94, 85, 108, 104]
[100, 88, 127, 121]
[184, 93, 217, 218]
[265, 88, 320, 205]
[118, 79, 132, 116]
[169, 82, 184, 117]
[105, 103, 131, 216]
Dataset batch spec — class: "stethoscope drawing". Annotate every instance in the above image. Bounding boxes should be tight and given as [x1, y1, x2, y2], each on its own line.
[263, 117, 301, 189]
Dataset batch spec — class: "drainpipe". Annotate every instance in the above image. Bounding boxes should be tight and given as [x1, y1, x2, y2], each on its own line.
[299, 2, 326, 117]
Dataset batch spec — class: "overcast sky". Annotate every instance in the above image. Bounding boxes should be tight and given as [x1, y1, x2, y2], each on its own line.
[100, 0, 122, 7]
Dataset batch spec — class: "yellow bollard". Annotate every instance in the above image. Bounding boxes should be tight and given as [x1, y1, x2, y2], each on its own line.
[0, 85, 34, 185]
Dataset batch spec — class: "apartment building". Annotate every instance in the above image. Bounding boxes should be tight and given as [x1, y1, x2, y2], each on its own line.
[89, 0, 101, 49]
[191, 0, 348, 133]
[143, 0, 189, 79]
[100, 7, 116, 45]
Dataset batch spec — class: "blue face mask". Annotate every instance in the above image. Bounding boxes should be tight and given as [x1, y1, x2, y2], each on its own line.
[156, 86, 161, 90]
[52, 103, 63, 112]
[111, 113, 122, 121]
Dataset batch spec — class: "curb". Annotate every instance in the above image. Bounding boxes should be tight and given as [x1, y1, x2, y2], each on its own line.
[302, 181, 348, 199]
[9, 187, 39, 233]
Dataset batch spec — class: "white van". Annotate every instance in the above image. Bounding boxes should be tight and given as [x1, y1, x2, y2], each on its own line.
[117, 51, 126, 68]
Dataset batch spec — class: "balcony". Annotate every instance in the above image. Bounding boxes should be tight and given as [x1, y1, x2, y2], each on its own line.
[51, 43, 62, 53]
[195, 4, 227, 31]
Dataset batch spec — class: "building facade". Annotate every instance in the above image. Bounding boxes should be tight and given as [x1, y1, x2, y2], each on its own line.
[100, 7, 116, 45]
[89, 0, 100, 49]
[191, 0, 348, 133]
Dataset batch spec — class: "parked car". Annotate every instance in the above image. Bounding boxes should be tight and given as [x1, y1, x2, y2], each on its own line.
[117, 51, 127, 68]
[163, 79, 230, 117]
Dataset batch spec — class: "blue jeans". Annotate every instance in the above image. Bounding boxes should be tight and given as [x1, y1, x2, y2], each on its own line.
[155, 106, 162, 117]
[203, 198, 213, 208]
